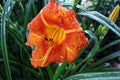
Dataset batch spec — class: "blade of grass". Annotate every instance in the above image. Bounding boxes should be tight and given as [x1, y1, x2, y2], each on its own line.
[46, 66, 53, 80]
[24, 0, 32, 28]
[6, 16, 22, 38]
[23, 0, 33, 39]
[98, 39, 120, 52]
[53, 61, 67, 80]
[6, 26, 30, 58]
[18, 0, 24, 12]
[1, 0, 12, 80]
[76, 5, 88, 11]
[85, 50, 120, 71]
[31, 0, 37, 16]
[6, 16, 31, 60]
[72, 0, 80, 11]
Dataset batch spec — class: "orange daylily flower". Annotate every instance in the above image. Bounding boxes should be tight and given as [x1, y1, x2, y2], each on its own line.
[26, 0, 88, 68]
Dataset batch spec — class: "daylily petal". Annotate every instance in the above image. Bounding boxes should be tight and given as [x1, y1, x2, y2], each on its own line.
[26, 32, 43, 46]
[42, 2, 64, 28]
[62, 10, 83, 30]
[47, 44, 66, 63]
[64, 31, 88, 63]
[41, 1, 82, 30]
[28, 12, 45, 35]
[30, 38, 49, 68]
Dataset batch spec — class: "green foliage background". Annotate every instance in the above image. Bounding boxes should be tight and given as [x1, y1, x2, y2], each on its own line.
[0, 0, 120, 80]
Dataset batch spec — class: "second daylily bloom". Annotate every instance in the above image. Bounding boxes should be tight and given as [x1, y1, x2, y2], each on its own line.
[26, 0, 88, 68]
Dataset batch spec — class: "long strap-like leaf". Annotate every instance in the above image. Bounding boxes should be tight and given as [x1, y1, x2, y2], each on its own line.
[1, 0, 12, 80]
[65, 71, 120, 80]
[78, 11, 120, 37]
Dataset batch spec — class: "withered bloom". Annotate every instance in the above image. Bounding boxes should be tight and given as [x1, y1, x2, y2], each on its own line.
[26, 0, 88, 68]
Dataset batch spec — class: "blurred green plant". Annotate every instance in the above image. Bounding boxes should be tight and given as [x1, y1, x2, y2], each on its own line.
[0, 0, 120, 80]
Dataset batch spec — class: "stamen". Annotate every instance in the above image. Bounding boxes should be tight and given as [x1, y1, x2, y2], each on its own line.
[51, 28, 59, 39]
[58, 29, 63, 42]
[54, 29, 64, 44]
[52, 29, 61, 43]
[61, 29, 66, 43]
[48, 38, 53, 41]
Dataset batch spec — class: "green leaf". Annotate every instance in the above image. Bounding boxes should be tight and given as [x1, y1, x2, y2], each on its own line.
[23, 0, 34, 38]
[1, 0, 12, 80]
[0, 58, 39, 79]
[86, 50, 120, 70]
[53, 61, 67, 80]
[60, 2, 72, 7]
[6, 19, 30, 58]
[65, 72, 120, 80]
[90, 68, 120, 72]
[98, 39, 120, 52]
[78, 11, 120, 37]
[76, 5, 88, 11]
[46, 66, 53, 80]
[24, 0, 32, 28]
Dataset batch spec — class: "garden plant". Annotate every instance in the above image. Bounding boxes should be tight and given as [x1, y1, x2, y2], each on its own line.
[0, 0, 120, 80]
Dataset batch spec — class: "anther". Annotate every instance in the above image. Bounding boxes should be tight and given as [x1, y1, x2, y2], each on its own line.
[45, 38, 53, 42]
[49, 38, 53, 41]
[45, 38, 48, 41]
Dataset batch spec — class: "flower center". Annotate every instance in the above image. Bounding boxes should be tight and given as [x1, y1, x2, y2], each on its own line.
[41, 10, 66, 46]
